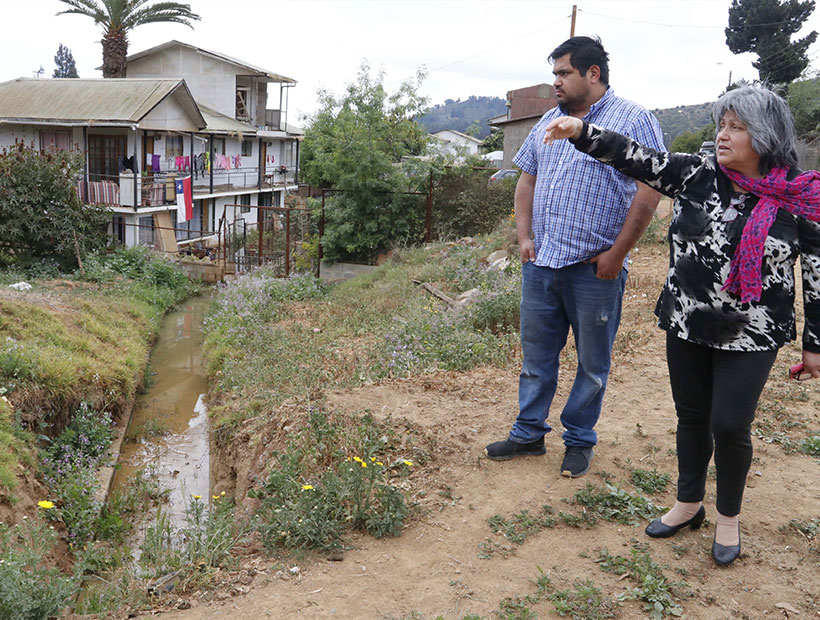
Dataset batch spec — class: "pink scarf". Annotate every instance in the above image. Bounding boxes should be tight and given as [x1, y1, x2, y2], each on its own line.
[720, 165, 820, 303]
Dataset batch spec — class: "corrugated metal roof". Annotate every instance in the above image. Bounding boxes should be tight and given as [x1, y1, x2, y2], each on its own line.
[198, 104, 257, 136]
[0, 78, 206, 128]
[125, 40, 296, 84]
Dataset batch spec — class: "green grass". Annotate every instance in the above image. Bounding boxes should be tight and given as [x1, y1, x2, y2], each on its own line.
[630, 468, 672, 494]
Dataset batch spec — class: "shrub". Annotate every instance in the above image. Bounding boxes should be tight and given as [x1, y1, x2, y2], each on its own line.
[432, 164, 517, 239]
[0, 516, 78, 620]
[0, 144, 110, 270]
[253, 410, 412, 553]
[40, 403, 113, 544]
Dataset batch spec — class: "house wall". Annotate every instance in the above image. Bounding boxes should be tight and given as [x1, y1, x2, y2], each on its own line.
[141, 91, 202, 132]
[0, 124, 84, 151]
[501, 117, 543, 168]
[128, 47, 238, 118]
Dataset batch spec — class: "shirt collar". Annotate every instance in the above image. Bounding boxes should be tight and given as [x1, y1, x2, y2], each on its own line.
[558, 86, 613, 118]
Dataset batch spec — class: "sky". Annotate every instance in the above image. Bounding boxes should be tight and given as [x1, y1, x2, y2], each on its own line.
[1, 0, 819, 127]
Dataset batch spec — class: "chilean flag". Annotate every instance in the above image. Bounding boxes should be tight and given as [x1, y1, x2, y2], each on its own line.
[175, 176, 193, 223]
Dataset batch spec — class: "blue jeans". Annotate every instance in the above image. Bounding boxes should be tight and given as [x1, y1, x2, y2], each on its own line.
[510, 261, 626, 447]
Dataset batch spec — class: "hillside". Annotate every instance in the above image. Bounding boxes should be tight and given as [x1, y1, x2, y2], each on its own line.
[652, 101, 714, 143]
[417, 95, 507, 139]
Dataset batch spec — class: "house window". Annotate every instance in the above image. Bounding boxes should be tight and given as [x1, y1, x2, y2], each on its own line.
[211, 138, 226, 155]
[240, 194, 251, 213]
[236, 87, 250, 120]
[88, 134, 127, 181]
[40, 130, 70, 151]
[241, 139, 253, 157]
[166, 135, 184, 158]
[138, 216, 154, 246]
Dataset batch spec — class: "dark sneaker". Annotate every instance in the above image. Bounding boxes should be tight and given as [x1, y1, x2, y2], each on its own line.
[560, 446, 593, 477]
[484, 438, 545, 461]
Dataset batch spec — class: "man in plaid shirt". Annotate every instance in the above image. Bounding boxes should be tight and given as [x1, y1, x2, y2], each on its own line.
[485, 36, 665, 477]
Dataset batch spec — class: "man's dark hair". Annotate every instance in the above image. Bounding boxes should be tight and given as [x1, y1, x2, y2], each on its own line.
[549, 36, 609, 85]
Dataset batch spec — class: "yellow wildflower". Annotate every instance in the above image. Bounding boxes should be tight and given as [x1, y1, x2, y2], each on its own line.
[403, 460, 414, 466]
[37, 500, 55, 510]
[213, 495, 220, 500]
[192, 494, 201, 500]
[353, 456, 363, 463]
[376, 462, 384, 466]
[361, 461, 367, 468]
[302, 485, 314, 490]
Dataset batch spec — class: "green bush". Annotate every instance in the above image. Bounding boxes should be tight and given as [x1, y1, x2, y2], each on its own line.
[40, 403, 113, 545]
[0, 144, 110, 270]
[253, 410, 411, 553]
[0, 516, 78, 620]
[432, 164, 517, 239]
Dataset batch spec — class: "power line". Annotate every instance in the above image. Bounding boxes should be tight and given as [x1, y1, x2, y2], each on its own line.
[427, 14, 571, 74]
[578, 8, 812, 30]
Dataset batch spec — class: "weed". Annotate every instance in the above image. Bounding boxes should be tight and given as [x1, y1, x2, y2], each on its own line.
[40, 402, 114, 545]
[139, 493, 249, 590]
[630, 468, 671, 494]
[487, 506, 556, 545]
[253, 409, 412, 553]
[598, 547, 686, 618]
[567, 483, 663, 526]
[558, 510, 599, 529]
[549, 579, 619, 619]
[799, 434, 820, 457]
[0, 514, 79, 620]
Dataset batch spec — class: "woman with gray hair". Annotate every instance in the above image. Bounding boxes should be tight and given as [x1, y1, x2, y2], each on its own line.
[542, 86, 820, 566]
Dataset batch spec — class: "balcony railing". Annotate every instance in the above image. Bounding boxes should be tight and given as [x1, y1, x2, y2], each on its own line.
[76, 167, 297, 207]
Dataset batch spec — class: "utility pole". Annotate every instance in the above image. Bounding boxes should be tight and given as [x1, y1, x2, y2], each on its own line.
[570, 4, 577, 37]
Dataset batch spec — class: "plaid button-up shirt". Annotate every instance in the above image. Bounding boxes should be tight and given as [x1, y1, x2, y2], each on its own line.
[513, 88, 665, 269]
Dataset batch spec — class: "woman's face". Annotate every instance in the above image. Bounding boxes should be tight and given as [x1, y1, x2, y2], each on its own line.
[716, 110, 762, 178]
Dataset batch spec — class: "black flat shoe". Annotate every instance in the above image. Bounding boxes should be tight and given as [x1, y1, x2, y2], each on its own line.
[712, 525, 741, 566]
[645, 505, 705, 538]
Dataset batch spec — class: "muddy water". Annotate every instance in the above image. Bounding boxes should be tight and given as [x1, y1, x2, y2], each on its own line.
[110, 295, 211, 529]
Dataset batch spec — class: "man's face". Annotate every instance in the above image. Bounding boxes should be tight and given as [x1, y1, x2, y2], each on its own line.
[552, 54, 592, 109]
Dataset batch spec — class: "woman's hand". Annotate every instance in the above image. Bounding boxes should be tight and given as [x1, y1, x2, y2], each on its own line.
[802, 350, 820, 379]
[544, 117, 583, 144]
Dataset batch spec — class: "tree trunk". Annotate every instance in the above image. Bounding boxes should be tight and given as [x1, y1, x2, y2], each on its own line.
[101, 30, 129, 78]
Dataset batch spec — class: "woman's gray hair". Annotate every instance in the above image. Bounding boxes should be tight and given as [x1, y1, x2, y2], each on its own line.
[712, 86, 798, 174]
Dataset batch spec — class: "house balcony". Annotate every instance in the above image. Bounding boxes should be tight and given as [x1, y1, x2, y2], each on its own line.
[76, 166, 297, 208]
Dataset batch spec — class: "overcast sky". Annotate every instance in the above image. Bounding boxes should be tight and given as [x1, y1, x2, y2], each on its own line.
[2, 0, 819, 126]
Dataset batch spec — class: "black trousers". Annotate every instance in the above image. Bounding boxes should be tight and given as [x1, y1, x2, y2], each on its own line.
[666, 333, 777, 516]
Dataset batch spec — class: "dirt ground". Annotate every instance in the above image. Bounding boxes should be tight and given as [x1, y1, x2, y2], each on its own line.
[147, 244, 820, 620]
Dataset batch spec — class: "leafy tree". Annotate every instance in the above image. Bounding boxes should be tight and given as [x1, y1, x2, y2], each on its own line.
[301, 63, 431, 262]
[56, 0, 200, 78]
[788, 74, 820, 136]
[0, 144, 110, 269]
[53, 44, 79, 78]
[725, 0, 818, 84]
[670, 123, 716, 153]
[481, 128, 504, 153]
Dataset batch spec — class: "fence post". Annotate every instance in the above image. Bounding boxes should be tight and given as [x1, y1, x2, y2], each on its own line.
[425, 170, 433, 243]
[285, 207, 291, 277]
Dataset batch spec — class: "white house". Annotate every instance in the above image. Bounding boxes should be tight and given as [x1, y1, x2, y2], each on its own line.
[429, 129, 482, 160]
[0, 40, 302, 253]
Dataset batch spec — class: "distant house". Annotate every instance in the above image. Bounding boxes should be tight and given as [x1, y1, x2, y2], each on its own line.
[0, 40, 302, 251]
[489, 84, 557, 168]
[429, 129, 482, 160]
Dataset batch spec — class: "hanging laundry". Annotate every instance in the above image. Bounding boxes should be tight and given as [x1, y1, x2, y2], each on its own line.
[204, 150, 210, 172]
[183, 155, 190, 171]
[233, 155, 241, 168]
[152, 154, 161, 172]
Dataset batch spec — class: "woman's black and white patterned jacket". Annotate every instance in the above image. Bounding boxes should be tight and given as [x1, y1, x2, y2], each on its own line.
[570, 121, 820, 353]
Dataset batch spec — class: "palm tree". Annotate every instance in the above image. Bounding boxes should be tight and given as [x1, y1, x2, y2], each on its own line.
[57, 0, 200, 78]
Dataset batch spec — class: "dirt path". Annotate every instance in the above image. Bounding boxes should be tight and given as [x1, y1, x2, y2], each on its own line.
[148, 246, 820, 620]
